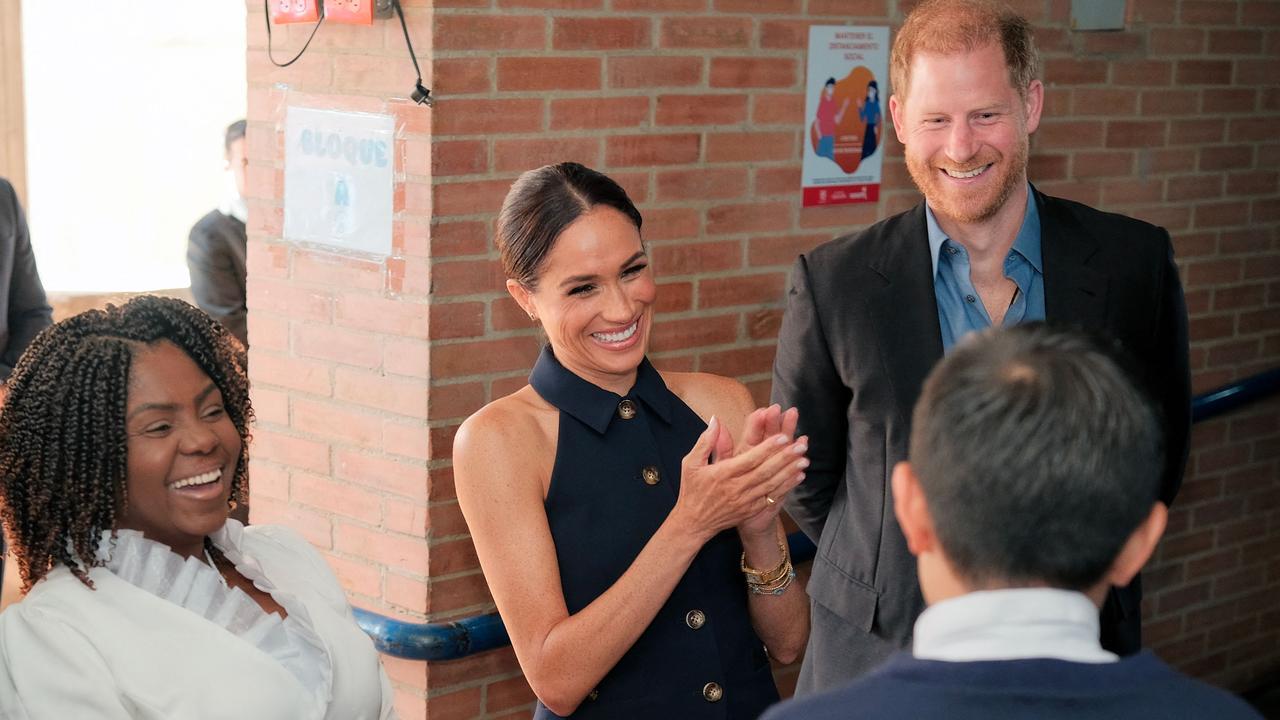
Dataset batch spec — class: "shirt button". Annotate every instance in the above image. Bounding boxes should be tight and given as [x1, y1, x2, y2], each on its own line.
[641, 466, 661, 485]
[703, 682, 723, 703]
[686, 609, 706, 629]
[617, 399, 637, 420]
[965, 294, 976, 303]
[587, 689, 600, 701]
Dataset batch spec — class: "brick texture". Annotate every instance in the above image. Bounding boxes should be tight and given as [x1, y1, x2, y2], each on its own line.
[245, 0, 1280, 716]
[243, 2, 439, 705]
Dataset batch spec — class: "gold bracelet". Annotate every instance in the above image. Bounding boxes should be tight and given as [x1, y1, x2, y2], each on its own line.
[747, 557, 793, 588]
[741, 531, 791, 584]
[747, 563, 796, 596]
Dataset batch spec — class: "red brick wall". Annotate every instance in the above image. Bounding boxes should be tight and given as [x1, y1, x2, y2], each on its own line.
[245, 0, 1280, 717]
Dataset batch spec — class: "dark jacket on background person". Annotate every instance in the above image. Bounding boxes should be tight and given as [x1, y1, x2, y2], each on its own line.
[187, 210, 248, 348]
[0, 179, 53, 381]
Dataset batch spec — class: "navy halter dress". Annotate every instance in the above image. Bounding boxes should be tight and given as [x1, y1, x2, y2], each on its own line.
[529, 347, 780, 720]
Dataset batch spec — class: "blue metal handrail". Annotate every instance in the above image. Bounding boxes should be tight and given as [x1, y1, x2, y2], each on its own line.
[1191, 367, 1280, 423]
[355, 531, 818, 661]
[353, 607, 511, 661]
[356, 367, 1280, 661]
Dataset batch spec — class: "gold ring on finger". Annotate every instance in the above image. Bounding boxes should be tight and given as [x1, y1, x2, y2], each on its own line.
[765, 496, 776, 505]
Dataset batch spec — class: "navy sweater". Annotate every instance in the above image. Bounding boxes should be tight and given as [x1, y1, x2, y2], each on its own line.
[762, 651, 1261, 720]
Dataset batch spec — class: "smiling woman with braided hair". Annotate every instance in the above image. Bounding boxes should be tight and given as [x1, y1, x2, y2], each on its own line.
[0, 296, 396, 720]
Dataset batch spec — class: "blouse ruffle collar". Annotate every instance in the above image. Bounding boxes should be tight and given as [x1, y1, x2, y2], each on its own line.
[98, 522, 333, 717]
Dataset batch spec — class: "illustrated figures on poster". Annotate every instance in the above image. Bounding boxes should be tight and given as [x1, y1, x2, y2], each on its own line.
[858, 80, 882, 160]
[812, 78, 851, 161]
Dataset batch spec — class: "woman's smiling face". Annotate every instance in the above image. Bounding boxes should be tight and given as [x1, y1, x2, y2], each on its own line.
[115, 341, 241, 557]
[513, 206, 656, 394]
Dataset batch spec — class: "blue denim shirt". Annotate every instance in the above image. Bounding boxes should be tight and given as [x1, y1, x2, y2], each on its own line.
[927, 187, 1045, 351]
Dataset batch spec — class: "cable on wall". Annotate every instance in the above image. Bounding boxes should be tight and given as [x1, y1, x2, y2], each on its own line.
[392, 0, 432, 106]
[264, 0, 326, 68]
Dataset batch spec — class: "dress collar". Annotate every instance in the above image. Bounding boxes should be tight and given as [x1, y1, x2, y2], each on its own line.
[528, 344, 673, 434]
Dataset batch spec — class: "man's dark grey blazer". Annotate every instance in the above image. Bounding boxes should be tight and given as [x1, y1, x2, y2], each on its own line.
[0, 178, 52, 381]
[772, 188, 1191, 692]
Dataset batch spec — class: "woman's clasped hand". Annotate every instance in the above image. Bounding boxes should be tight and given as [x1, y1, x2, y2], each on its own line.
[671, 413, 809, 544]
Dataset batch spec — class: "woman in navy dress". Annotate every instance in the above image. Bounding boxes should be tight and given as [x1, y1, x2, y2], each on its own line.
[454, 163, 811, 719]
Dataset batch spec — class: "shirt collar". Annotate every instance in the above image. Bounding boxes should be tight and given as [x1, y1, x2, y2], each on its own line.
[528, 344, 672, 434]
[913, 588, 1117, 664]
[218, 172, 249, 224]
[926, 184, 1042, 276]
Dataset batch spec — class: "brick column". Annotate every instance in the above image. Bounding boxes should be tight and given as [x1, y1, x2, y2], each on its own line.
[244, 4, 436, 717]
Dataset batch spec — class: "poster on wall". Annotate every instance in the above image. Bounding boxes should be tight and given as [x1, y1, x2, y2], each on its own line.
[802, 26, 890, 207]
[283, 106, 394, 257]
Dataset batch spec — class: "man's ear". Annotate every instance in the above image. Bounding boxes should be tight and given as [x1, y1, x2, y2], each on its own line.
[1022, 79, 1044, 135]
[506, 279, 536, 321]
[892, 461, 936, 557]
[1105, 502, 1168, 588]
[889, 94, 907, 145]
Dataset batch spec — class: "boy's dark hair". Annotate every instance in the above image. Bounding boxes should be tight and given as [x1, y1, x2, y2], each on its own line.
[910, 324, 1161, 590]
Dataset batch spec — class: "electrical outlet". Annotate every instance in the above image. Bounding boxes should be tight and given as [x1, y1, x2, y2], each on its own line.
[270, 0, 320, 23]
[326, 0, 374, 24]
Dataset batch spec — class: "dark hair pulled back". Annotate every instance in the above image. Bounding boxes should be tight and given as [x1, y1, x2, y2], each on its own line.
[497, 162, 643, 289]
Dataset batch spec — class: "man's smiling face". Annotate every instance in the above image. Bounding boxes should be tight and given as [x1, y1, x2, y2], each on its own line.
[891, 42, 1042, 226]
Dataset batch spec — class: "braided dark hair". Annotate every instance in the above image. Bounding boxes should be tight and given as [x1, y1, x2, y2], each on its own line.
[0, 296, 252, 592]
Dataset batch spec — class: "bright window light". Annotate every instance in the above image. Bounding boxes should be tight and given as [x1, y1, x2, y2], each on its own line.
[23, 3, 247, 293]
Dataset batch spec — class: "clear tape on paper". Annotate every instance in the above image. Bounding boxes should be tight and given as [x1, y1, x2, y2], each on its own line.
[282, 105, 395, 258]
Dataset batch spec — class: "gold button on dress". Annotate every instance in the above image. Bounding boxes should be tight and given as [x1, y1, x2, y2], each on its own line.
[641, 466, 661, 485]
[686, 609, 706, 630]
[617, 399, 637, 419]
[702, 682, 723, 702]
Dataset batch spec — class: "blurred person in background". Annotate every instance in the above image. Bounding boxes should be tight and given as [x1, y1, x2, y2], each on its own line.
[0, 177, 52, 383]
[188, 119, 249, 349]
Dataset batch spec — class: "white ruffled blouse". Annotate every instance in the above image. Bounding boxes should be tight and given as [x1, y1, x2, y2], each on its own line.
[0, 520, 397, 720]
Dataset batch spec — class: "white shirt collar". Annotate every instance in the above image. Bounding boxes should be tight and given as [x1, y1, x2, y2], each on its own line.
[219, 171, 249, 224]
[913, 588, 1117, 664]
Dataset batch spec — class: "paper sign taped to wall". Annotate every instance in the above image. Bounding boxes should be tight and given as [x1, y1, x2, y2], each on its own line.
[283, 106, 394, 257]
[802, 26, 890, 207]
